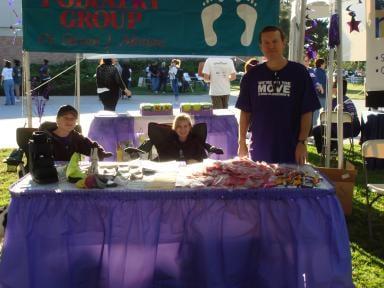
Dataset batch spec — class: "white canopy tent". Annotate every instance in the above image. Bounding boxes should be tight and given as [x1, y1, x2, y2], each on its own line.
[289, 0, 347, 168]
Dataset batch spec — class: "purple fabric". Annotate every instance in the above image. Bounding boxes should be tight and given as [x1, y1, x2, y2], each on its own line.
[235, 62, 321, 163]
[88, 114, 238, 161]
[329, 14, 340, 48]
[0, 187, 353, 288]
[88, 115, 138, 160]
[194, 114, 238, 160]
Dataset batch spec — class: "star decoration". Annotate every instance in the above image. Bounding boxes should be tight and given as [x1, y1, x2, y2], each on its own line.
[347, 19, 360, 32]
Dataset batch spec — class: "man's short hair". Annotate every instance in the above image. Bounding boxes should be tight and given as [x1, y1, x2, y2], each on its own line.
[43, 59, 49, 64]
[315, 58, 325, 68]
[57, 105, 78, 119]
[102, 58, 112, 65]
[259, 26, 285, 43]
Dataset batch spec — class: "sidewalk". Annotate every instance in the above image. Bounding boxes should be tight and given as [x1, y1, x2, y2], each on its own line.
[0, 93, 239, 148]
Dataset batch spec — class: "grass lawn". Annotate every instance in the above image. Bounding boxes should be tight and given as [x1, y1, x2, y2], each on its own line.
[347, 83, 365, 100]
[0, 145, 383, 287]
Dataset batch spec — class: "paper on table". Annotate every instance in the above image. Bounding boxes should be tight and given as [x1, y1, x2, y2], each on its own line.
[144, 172, 177, 190]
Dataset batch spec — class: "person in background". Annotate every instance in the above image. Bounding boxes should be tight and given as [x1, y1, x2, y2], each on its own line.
[13, 59, 22, 102]
[314, 58, 327, 101]
[156, 113, 207, 164]
[39, 59, 51, 100]
[149, 61, 160, 94]
[158, 62, 168, 94]
[303, 55, 324, 126]
[312, 79, 361, 153]
[244, 57, 259, 73]
[40, 105, 113, 161]
[1, 60, 15, 105]
[112, 58, 122, 75]
[202, 57, 236, 109]
[96, 58, 131, 111]
[168, 59, 180, 102]
[121, 63, 132, 99]
[112, 59, 123, 99]
[236, 26, 320, 164]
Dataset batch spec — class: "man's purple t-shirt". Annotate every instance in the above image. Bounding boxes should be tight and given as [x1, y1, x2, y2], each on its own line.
[236, 61, 320, 163]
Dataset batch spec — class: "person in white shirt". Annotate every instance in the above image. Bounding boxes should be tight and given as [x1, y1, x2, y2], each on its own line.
[1, 60, 16, 105]
[202, 57, 236, 109]
[168, 59, 180, 102]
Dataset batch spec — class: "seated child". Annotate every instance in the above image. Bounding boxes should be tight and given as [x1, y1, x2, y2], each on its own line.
[40, 105, 113, 161]
[155, 113, 207, 164]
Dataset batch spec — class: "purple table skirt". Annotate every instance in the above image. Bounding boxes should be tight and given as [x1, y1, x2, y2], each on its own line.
[87, 113, 238, 161]
[0, 187, 353, 288]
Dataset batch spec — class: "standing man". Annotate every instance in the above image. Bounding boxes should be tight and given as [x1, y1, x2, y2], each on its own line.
[202, 57, 236, 109]
[303, 55, 324, 126]
[314, 58, 327, 110]
[39, 59, 51, 100]
[236, 26, 320, 164]
[13, 59, 22, 102]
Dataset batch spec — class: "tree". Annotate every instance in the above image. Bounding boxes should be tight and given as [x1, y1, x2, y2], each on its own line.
[305, 18, 329, 60]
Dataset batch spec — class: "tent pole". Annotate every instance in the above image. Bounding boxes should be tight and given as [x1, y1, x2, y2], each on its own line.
[336, 0, 344, 169]
[22, 50, 32, 128]
[298, 0, 307, 63]
[325, 0, 336, 168]
[325, 49, 334, 167]
[288, 0, 299, 61]
[75, 53, 81, 124]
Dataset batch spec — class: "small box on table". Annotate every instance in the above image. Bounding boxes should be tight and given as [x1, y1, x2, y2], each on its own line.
[140, 103, 173, 116]
[180, 102, 213, 116]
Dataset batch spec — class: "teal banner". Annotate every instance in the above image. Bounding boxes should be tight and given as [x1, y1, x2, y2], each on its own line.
[22, 0, 279, 55]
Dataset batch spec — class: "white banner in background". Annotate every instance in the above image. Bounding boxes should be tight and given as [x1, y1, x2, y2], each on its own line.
[342, 0, 367, 61]
[376, 0, 384, 38]
[366, 0, 384, 92]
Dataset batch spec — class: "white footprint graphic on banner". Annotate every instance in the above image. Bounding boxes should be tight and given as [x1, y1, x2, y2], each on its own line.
[236, 0, 257, 46]
[201, 0, 223, 46]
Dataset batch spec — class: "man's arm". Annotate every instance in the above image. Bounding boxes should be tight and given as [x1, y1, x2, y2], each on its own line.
[229, 72, 236, 81]
[203, 73, 210, 83]
[238, 111, 251, 158]
[295, 111, 312, 165]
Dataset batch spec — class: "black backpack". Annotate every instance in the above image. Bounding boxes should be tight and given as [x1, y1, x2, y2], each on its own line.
[28, 131, 58, 184]
[176, 68, 184, 81]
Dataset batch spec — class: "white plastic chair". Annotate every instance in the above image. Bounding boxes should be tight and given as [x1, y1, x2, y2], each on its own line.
[320, 111, 355, 161]
[362, 139, 384, 237]
[182, 73, 194, 92]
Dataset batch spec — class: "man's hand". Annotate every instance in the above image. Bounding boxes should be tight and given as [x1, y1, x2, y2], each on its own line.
[124, 88, 132, 97]
[295, 142, 307, 165]
[238, 141, 249, 158]
[316, 84, 324, 95]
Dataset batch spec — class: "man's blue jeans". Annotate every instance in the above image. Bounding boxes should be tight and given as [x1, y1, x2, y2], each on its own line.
[171, 79, 179, 98]
[151, 77, 159, 93]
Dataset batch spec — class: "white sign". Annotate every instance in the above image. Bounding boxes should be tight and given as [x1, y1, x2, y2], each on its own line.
[366, 0, 384, 92]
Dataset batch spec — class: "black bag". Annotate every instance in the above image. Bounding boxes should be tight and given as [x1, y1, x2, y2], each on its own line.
[176, 68, 184, 81]
[3, 149, 23, 166]
[28, 131, 58, 184]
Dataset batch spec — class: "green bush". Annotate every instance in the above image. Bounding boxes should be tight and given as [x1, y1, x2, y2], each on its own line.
[0, 58, 244, 96]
